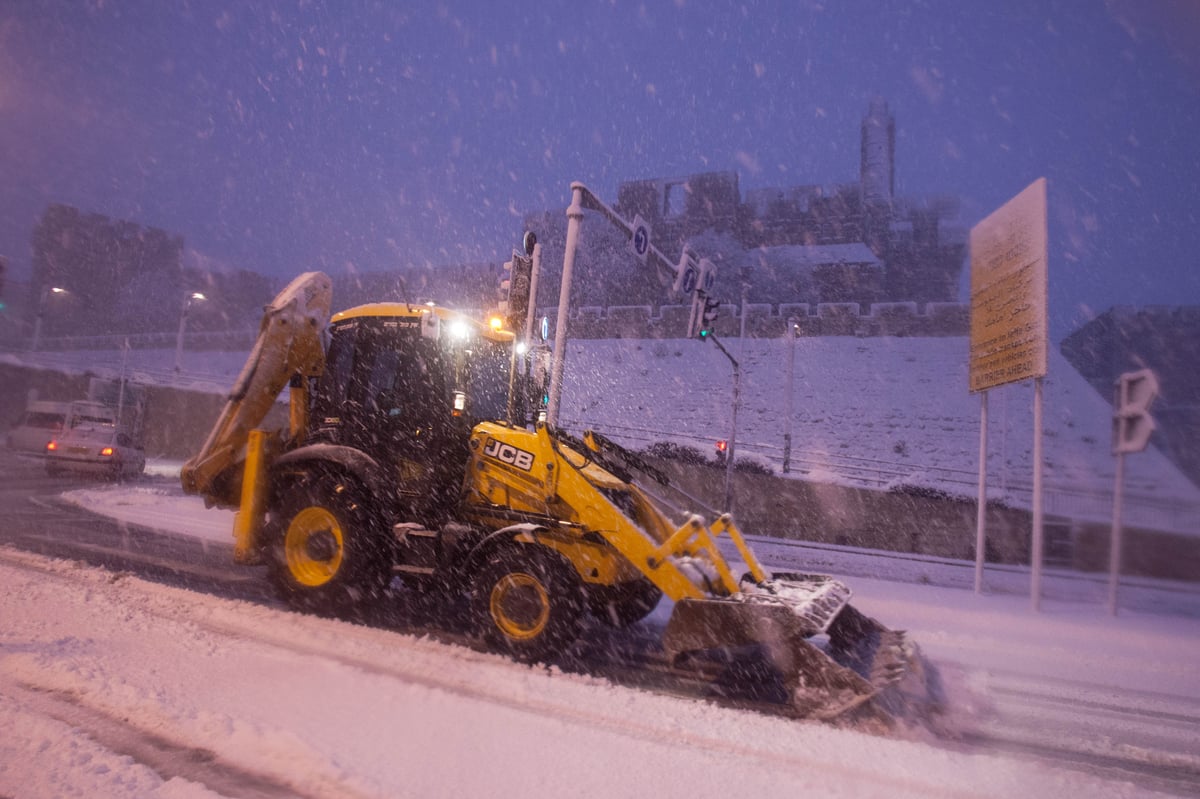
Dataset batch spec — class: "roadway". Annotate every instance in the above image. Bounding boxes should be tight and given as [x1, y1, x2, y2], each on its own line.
[0, 449, 270, 604]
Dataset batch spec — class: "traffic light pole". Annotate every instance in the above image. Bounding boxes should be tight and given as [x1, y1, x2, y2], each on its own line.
[546, 187, 585, 428]
[707, 333, 740, 512]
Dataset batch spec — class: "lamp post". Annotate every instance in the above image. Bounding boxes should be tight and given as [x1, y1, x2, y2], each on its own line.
[173, 292, 207, 373]
[31, 286, 68, 351]
[783, 317, 798, 473]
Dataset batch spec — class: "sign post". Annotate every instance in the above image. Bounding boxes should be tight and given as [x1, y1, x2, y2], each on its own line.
[968, 178, 1048, 606]
[1108, 369, 1159, 615]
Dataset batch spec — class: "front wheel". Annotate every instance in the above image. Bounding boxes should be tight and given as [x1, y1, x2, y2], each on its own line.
[267, 475, 393, 614]
[473, 546, 584, 663]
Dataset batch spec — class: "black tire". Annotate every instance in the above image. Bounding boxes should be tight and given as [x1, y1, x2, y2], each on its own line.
[266, 474, 393, 614]
[473, 546, 584, 663]
[588, 578, 663, 628]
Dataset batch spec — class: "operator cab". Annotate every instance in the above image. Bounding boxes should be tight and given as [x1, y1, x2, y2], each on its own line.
[308, 304, 512, 520]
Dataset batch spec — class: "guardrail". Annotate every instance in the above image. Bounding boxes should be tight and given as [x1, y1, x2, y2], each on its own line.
[562, 415, 1200, 538]
[10, 329, 259, 352]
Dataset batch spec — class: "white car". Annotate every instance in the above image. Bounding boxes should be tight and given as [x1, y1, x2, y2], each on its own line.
[45, 424, 146, 479]
[6, 401, 70, 454]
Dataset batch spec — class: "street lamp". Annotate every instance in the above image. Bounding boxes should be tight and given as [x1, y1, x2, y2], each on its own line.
[31, 286, 68, 351]
[783, 317, 799, 473]
[173, 292, 207, 373]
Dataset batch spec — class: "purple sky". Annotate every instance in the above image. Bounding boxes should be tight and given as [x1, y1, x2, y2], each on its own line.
[1, 0, 1197, 339]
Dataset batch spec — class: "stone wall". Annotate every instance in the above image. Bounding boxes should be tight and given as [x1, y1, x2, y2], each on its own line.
[3, 362, 1195, 581]
[536, 301, 969, 339]
[652, 456, 1200, 581]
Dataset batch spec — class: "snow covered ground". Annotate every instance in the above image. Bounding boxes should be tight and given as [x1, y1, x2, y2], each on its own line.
[1, 466, 1197, 798]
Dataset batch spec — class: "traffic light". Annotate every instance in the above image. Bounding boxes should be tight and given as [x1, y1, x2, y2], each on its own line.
[715, 439, 727, 461]
[504, 252, 534, 331]
[698, 297, 720, 339]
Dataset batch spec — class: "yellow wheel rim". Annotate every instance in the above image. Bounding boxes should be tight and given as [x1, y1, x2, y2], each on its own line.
[284, 506, 345, 587]
[489, 573, 550, 640]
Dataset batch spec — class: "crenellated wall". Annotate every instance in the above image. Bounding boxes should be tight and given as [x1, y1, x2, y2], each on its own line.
[533, 301, 969, 339]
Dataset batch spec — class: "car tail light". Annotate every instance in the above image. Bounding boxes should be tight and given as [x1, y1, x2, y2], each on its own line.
[100, 447, 114, 457]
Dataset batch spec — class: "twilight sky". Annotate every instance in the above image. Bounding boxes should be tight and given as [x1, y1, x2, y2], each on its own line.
[1, 0, 1197, 339]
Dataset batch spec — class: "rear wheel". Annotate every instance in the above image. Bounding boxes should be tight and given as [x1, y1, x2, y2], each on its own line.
[473, 546, 583, 663]
[267, 474, 393, 614]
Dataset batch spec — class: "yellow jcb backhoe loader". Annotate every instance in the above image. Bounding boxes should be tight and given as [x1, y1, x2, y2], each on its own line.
[182, 271, 929, 720]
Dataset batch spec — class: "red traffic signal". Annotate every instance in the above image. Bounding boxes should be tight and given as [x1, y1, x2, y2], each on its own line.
[715, 439, 727, 452]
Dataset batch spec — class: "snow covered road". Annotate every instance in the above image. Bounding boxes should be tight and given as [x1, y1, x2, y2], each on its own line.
[0, 477, 1198, 797]
[3, 544, 1197, 799]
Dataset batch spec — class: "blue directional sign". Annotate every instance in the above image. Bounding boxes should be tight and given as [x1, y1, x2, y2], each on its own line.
[629, 215, 651, 264]
[680, 264, 698, 294]
[699, 258, 717, 294]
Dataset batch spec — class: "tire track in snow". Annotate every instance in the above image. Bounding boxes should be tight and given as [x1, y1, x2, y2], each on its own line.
[5, 682, 329, 799]
[950, 669, 1200, 796]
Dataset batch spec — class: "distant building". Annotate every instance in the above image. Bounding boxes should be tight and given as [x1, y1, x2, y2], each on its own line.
[524, 99, 967, 317]
[23, 204, 276, 346]
[1060, 306, 1200, 488]
[27, 204, 186, 339]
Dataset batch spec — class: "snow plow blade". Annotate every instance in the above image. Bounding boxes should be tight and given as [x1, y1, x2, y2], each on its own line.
[661, 572, 918, 720]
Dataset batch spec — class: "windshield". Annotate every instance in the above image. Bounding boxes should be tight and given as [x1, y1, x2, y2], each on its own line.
[20, 412, 65, 429]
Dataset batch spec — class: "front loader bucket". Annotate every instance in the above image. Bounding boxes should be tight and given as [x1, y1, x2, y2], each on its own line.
[661, 572, 919, 720]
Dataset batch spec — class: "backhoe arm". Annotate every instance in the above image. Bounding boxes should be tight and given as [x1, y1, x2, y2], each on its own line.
[181, 271, 333, 507]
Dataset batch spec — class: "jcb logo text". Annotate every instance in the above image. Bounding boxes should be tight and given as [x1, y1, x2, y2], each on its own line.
[483, 438, 534, 471]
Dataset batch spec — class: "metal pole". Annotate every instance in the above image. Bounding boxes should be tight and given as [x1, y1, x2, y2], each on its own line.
[1031, 376, 1045, 612]
[726, 358, 740, 512]
[783, 318, 797, 474]
[117, 338, 129, 428]
[975, 390, 989, 594]
[708, 333, 740, 512]
[546, 185, 584, 428]
[505, 338, 519, 425]
[31, 287, 48, 351]
[173, 299, 189, 373]
[1000, 386, 1009, 495]
[523, 242, 542, 344]
[1108, 451, 1126, 616]
[738, 283, 749, 346]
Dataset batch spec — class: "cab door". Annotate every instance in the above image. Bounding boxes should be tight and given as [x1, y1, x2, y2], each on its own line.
[312, 317, 467, 522]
